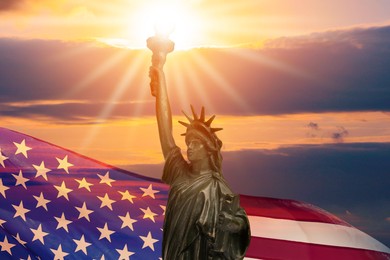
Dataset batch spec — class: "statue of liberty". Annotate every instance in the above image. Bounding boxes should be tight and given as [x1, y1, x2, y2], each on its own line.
[148, 35, 250, 260]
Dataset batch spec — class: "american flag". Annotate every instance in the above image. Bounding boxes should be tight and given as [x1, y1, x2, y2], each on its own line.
[0, 127, 389, 260]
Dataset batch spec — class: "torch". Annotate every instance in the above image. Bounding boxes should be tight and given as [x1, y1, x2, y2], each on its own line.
[147, 23, 175, 96]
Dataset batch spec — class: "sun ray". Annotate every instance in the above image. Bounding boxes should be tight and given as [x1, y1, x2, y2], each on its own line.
[68, 49, 129, 97]
[126, 54, 153, 118]
[180, 54, 216, 113]
[226, 49, 315, 80]
[168, 57, 190, 110]
[78, 51, 146, 152]
[189, 51, 251, 113]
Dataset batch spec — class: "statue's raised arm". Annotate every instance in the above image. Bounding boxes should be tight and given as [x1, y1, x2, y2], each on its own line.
[147, 36, 176, 159]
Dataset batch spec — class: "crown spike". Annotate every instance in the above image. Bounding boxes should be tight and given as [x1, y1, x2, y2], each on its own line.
[182, 110, 193, 123]
[200, 106, 205, 122]
[178, 121, 190, 127]
[205, 115, 216, 126]
[211, 127, 223, 133]
[190, 105, 198, 121]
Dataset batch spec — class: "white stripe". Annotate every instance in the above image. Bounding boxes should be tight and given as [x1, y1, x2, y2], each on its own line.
[248, 215, 390, 254]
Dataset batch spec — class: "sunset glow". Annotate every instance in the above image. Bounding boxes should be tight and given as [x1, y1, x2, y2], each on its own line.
[2, 0, 390, 246]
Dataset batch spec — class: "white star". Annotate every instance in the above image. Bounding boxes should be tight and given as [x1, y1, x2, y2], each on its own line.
[75, 177, 93, 192]
[140, 184, 159, 199]
[50, 244, 68, 260]
[119, 212, 137, 231]
[160, 205, 166, 215]
[97, 193, 115, 210]
[54, 213, 72, 232]
[140, 207, 157, 223]
[12, 201, 30, 221]
[0, 178, 9, 198]
[33, 161, 51, 181]
[140, 232, 158, 251]
[73, 235, 91, 255]
[0, 236, 15, 255]
[13, 139, 32, 158]
[0, 148, 9, 168]
[75, 202, 93, 222]
[56, 155, 74, 174]
[31, 224, 49, 244]
[97, 223, 115, 242]
[12, 170, 29, 189]
[97, 171, 115, 187]
[33, 192, 50, 211]
[116, 244, 134, 260]
[0, 218, 5, 227]
[13, 233, 27, 246]
[118, 190, 136, 204]
[54, 181, 73, 201]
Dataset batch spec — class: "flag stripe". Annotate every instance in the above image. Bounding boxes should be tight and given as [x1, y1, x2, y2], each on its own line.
[240, 195, 349, 226]
[247, 215, 390, 254]
[246, 236, 390, 260]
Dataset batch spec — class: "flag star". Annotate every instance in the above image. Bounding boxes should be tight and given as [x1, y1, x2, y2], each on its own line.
[119, 212, 137, 231]
[54, 181, 72, 201]
[140, 232, 158, 251]
[31, 224, 49, 244]
[50, 244, 69, 260]
[118, 190, 136, 204]
[33, 192, 51, 211]
[13, 233, 27, 246]
[13, 139, 32, 158]
[73, 235, 91, 255]
[33, 161, 51, 181]
[116, 244, 134, 260]
[140, 184, 159, 199]
[0, 218, 5, 227]
[160, 205, 166, 215]
[54, 213, 72, 232]
[56, 155, 74, 173]
[12, 170, 29, 189]
[97, 193, 115, 210]
[98, 171, 115, 186]
[75, 177, 93, 192]
[0, 149, 8, 168]
[140, 207, 157, 223]
[75, 202, 93, 222]
[0, 179, 10, 198]
[0, 236, 15, 255]
[97, 223, 115, 242]
[12, 201, 30, 221]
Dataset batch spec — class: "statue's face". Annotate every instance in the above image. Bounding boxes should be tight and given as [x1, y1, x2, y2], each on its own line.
[186, 137, 208, 163]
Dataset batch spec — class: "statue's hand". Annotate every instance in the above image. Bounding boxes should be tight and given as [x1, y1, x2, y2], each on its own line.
[218, 211, 243, 233]
[149, 66, 161, 97]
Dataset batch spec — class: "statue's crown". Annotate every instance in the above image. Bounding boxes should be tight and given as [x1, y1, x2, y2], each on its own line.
[179, 105, 222, 137]
[179, 106, 223, 151]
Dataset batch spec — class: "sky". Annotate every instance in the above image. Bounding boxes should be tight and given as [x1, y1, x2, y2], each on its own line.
[1, 0, 390, 246]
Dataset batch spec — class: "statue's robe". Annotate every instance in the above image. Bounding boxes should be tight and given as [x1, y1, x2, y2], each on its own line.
[162, 147, 250, 260]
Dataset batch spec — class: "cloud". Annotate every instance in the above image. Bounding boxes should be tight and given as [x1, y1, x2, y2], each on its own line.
[0, 0, 24, 11]
[331, 126, 349, 143]
[1, 25, 390, 121]
[307, 122, 319, 130]
[306, 121, 320, 137]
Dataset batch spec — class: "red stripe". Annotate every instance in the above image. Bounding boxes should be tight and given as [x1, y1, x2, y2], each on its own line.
[246, 237, 390, 260]
[240, 195, 349, 226]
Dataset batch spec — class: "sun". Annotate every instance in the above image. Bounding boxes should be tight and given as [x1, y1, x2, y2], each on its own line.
[124, 1, 205, 50]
